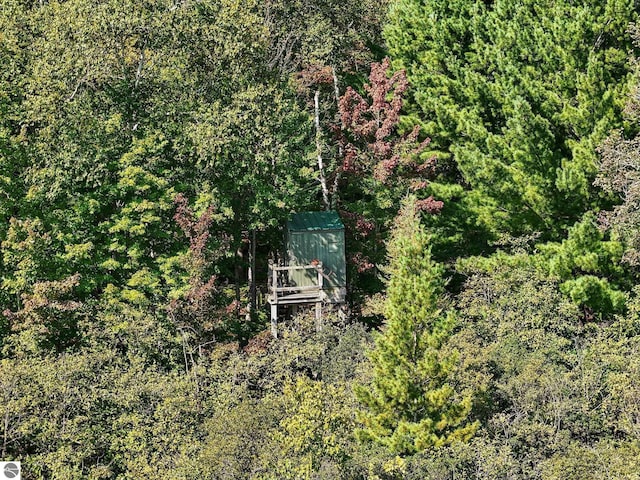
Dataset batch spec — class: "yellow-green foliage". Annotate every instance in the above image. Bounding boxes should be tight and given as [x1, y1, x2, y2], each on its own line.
[267, 377, 356, 479]
[357, 197, 477, 455]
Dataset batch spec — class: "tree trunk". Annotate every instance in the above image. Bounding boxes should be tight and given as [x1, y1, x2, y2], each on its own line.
[248, 229, 257, 317]
[315, 88, 330, 210]
[330, 67, 342, 209]
[232, 222, 245, 319]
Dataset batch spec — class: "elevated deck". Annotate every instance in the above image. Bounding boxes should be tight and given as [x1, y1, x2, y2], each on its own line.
[268, 262, 324, 338]
[272, 291, 323, 304]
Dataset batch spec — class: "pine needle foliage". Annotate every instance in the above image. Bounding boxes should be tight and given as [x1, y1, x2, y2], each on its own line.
[356, 196, 477, 455]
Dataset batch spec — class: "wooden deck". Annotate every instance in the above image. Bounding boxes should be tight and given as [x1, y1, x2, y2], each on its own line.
[270, 291, 323, 305]
[268, 262, 324, 338]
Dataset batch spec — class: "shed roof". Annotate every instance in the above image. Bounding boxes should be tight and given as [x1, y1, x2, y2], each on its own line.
[287, 211, 344, 232]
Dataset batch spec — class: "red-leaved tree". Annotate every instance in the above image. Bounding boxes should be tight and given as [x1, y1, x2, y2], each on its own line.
[335, 59, 442, 288]
[338, 58, 437, 186]
[168, 194, 224, 341]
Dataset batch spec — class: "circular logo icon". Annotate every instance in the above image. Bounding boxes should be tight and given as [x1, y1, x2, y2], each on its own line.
[4, 463, 20, 479]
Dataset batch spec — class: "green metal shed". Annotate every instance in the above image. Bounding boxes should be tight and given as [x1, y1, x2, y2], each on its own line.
[286, 211, 346, 303]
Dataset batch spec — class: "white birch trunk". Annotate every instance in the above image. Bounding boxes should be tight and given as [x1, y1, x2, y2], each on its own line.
[315, 88, 330, 210]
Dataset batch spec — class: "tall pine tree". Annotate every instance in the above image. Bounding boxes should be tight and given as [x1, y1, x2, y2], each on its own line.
[385, 0, 637, 245]
[356, 197, 477, 454]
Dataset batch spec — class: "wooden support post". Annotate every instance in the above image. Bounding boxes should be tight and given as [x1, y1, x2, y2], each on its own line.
[317, 262, 323, 290]
[315, 262, 323, 331]
[272, 261, 278, 294]
[269, 260, 278, 338]
[271, 303, 278, 339]
[315, 301, 322, 331]
[249, 229, 256, 315]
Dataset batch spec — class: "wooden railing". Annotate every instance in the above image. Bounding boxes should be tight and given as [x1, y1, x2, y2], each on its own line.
[267, 261, 323, 303]
[267, 261, 324, 338]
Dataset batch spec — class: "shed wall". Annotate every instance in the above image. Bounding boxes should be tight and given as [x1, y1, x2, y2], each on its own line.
[287, 229, 346, 291]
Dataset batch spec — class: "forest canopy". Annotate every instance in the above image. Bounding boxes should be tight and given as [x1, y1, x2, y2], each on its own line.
[1, 0, 640, 478]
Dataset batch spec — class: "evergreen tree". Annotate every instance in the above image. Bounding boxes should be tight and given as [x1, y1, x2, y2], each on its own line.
[385, 0, 638, 246]
[356, 197, 477, 454]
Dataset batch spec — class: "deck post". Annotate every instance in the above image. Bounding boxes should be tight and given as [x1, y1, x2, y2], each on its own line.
[315, 262, 323, 331]
[271, 261, 278, 296]
[269, 260, 278, 338]
[317, 262, 323, 287]
[271, 303, 278, 338]
[315, 301, 322, 330]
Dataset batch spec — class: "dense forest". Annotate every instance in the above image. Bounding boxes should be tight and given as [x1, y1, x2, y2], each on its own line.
[2, 0, 640, 478]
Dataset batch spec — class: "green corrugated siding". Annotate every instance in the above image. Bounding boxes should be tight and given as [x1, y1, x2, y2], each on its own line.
[287, 230, 346, 289]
